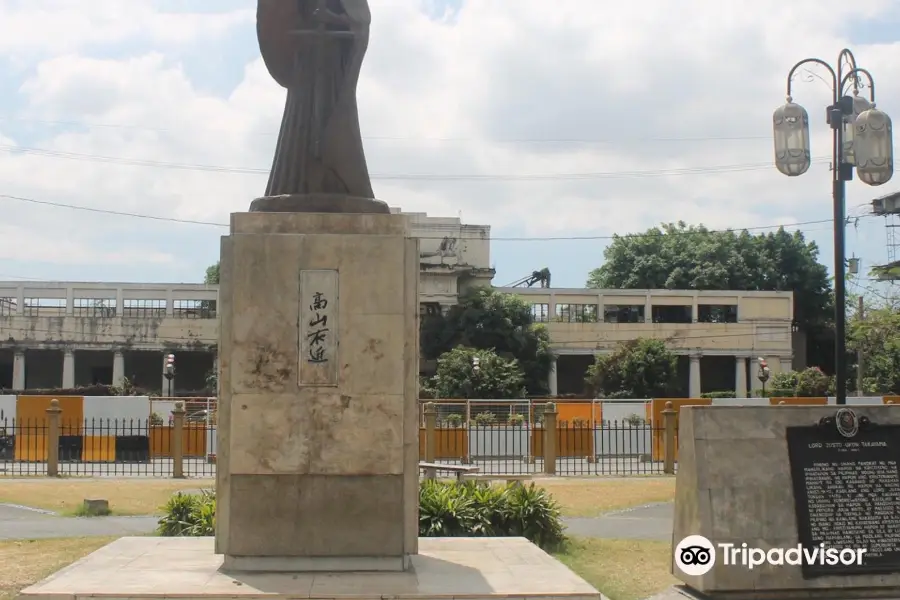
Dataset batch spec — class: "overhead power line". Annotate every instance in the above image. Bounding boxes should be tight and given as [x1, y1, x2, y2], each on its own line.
[0, 115, 773, 144]
[0, 193, 866, 241]
[0, 143, 833, 181]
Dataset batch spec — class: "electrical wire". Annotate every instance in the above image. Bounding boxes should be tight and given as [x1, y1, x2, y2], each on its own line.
[0, 115, 775, 144]
[0, 143, 834, 181]
[0, 193, 871, 241]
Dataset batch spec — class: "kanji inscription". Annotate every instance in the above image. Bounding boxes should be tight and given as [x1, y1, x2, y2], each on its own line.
[299, 269, 339, 385]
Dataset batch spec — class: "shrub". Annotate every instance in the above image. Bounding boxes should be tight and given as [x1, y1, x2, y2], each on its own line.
[624, 413, 645, 426]
[700, 391, 736, 399]
[159, 482, 566, 551]
[418, 480, 565, 550]
[795, 367, 831, 397]
[444, 413, 463, 427]
[473, 411, 497, 426]
[157, 490, 215, 537]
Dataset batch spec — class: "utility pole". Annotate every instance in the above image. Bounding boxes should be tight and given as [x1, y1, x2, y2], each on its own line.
[856, 295, 865, 397]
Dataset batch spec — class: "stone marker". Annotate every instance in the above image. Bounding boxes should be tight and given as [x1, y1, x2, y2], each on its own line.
[81, 499, 110, 516]
[214, 210, 419, 572]
[670, 404, 900, 599]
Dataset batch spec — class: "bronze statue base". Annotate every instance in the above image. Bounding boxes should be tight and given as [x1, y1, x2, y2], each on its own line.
[249, 194, 391, 214]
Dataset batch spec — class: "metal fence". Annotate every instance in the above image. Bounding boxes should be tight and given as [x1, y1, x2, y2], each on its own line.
[1, 398, 679, 479]
[424, 420, 668, 476]
[0, 415, 216, 478]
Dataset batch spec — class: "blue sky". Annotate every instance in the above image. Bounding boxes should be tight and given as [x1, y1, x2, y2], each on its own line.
[0, 0, 899, 294]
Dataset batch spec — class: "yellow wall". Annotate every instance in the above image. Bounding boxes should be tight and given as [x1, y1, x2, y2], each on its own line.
[649, 398, 712, 461]
[557, 402, 593, 425]
[532, 426, 594, 458]
[14, 395, 84, 461]
[82, 436, 116, 462]
[149, 425, 207, 458]
[418, 427, 468, 460]
[768, 397, 827, 405]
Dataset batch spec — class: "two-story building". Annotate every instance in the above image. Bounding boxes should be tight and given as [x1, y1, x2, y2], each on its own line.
[0, 212, 495, 393]
[493, 287, 795, 398]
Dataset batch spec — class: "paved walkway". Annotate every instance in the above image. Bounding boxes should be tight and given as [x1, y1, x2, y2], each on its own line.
[562, 502, 673, 541]
[0, 500, 674, 542]
[0, 503, 159, 541]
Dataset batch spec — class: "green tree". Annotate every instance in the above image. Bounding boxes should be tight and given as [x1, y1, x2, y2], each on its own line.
[586, 222, 833, 369]
[421, 287, 553, 395]
[428, 347, 527, 399]
[584, 338, 677, 398]
[205, 262, 220, 285]
[849, 302, 900, 394]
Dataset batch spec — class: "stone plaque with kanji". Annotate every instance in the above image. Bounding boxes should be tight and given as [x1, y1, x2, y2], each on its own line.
[298, 269, 339, 386]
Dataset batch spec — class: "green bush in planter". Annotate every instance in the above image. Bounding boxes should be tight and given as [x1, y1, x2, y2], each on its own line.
[157, 490, 216, 537]
[159, 482, 566, 551]
[418, 480, 565, 550]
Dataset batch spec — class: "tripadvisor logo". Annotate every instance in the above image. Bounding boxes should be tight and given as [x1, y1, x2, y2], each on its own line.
[674, 535, 867, 576]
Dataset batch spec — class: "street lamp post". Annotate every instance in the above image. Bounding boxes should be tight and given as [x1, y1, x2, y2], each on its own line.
[757, 357, 771, 397]
[773, 48, 894, 405]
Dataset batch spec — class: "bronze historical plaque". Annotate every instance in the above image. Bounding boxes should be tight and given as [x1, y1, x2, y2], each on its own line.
[786, 409, 900, 578]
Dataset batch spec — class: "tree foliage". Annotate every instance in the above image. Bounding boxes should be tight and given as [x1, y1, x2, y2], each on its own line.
[427, 347, 526, 399]
[205, 262, 220, 285]
[584, 338, 678, 398]
[586, 222, 834, 370]
[849, 302, 900, 394]
[421, 287, 553, 395]
[586, 222, 832, 331]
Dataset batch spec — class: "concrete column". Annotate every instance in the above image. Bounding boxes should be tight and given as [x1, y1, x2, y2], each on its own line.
[691, 293, 699, 322]
[548, 355, 558, 397]
[113, 351, 125, 387]
[596, 293, 604, 322]
[548, 293, 557, 322]
[689, 355, 702, 398]
[62, 350, 75, 388]
[12, 351, 25, 391]
[115, 288, 124, 317]
[15, 285, 24, 315]
[165, 287, 174, 317]
[644, 294, 652, 323]
[65, 287, 74, 316]
[735, 356, 748, 398]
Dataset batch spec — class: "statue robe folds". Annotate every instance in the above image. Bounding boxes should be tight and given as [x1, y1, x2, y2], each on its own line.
[257, 0, 375, 200]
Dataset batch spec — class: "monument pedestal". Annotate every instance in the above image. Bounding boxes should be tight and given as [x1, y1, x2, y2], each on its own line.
[671, 405, 900, 600]
[214, 211, 420, 571]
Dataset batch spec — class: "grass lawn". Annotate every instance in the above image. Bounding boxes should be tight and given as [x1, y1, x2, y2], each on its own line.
[556, 537, 678, 600]
[0, 476, 672, 518]
[0, 537, 117, 600]
[537, 476, 675, 517]
[0, 479, 212, 516]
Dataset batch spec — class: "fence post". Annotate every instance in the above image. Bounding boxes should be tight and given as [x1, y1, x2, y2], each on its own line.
[46, 399, 62, 477]
[172, 402, 186, 479]
[424, 402, 437, 463]
[543, 402, 557, 475]
[662, 401, 676, 475]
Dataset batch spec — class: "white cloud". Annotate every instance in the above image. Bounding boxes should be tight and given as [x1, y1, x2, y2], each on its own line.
[0, 0, 899, 278]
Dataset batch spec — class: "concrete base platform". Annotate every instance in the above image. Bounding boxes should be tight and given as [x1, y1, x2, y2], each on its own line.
[19, 536, 601, 600]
